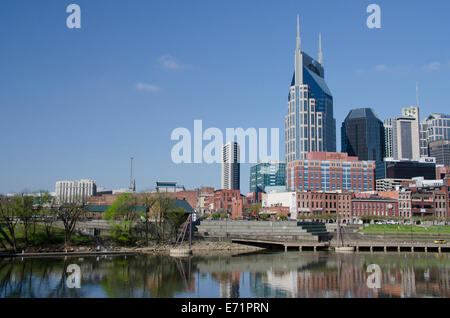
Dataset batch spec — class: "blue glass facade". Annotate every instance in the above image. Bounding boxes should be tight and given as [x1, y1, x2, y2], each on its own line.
[341, 108, 385, 162]
[250, 162, 286, 192]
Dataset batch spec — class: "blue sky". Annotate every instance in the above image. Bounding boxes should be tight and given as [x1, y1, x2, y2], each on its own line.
[1, 0, 450, 194]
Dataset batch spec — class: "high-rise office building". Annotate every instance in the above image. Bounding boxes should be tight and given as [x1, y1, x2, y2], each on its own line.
[375, 158, 436, 181]
[285, 17, 336, 164]
[420, 113, 450, 157]
[384, 106, 421, 161]
[249, 161, 286, 193]
[428, 139, 450, 167]
[55, 179, 97, 204]
[221, 142, 240, 190]
[341, 108, 385, 162]
[392, 115, 420, 160]
[383, 118, 394, 158]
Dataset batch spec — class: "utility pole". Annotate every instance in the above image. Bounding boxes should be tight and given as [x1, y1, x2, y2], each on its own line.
[129, 157, 136, 193]
[189, 214, 192, 249]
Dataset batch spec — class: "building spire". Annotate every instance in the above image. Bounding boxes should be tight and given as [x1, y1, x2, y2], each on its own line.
[296, 15, 301, 51]
[294, 15, 303, 86]
[318, 32, 323, 64]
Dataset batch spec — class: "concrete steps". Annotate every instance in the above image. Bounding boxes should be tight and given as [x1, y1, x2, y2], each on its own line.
[195, 220, 326, 243]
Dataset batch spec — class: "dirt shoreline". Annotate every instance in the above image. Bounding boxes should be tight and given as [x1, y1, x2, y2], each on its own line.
[0, 241, 263, 258]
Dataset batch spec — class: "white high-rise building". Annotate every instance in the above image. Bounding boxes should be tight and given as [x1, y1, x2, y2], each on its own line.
[392, 117, 420, 160]
[384, 106, 421, 161]
[55, 179, 96, 204]
[221, 142, 240, 190]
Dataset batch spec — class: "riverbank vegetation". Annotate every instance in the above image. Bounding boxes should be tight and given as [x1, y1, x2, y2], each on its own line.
[0, 192, 192, 252]
[102, 194, 189, 246]
[0, 193, 92, 252]
[359, 224, 450, 234]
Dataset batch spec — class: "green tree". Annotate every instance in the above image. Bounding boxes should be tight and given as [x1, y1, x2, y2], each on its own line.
[249, 205, 261, 218]
[0, 197, 20, 252]
[150, 196, 176, 243]
[220, 212, 228, 219]
[138, 194, 157, 245]
[210, 212, 219, 220]
[104, 193, 139, 222]
[14, 195, 35, 246]
[36, 192, 57, 241]
[58, 201, 87, 248]
[109, 221, 134, 245]
[166, 207, 188, 241]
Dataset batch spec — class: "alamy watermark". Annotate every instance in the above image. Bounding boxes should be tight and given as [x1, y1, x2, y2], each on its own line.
[66, 4, 81, 29]
[367, 4, 381, 29]
[366, 264, 382, 289]
[66, 264, 81, 289]
[170, 120, 280, 165]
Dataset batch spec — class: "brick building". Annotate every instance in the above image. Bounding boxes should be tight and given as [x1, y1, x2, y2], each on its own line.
[286, 152, 375, 192]
[296, 191, 353, 223]
[205, 189, 248, 214]
[352, 196, 399, 219]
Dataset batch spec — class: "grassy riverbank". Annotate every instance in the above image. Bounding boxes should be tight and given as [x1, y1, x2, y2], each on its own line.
[0, 224, 93, 252]
[359, 224, 450, 234]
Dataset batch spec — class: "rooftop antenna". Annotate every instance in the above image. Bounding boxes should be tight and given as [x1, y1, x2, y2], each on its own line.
[416, 82, 419, 107]
[129, 157, 136, 193]
[318, 32, 323, 65]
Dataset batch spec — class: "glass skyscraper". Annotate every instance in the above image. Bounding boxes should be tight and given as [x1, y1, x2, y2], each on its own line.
[420, 113, 450, 157]
[341, 108, 385, 162]
[285, 17, 336, 164]
[249, 162, 286, 193]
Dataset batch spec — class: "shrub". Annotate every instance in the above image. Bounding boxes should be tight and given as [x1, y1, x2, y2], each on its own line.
[109, 221, 135, 245]
[211, 213, 219, 220]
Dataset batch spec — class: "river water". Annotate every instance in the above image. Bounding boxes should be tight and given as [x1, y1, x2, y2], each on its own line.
[0, 251, 449, 298]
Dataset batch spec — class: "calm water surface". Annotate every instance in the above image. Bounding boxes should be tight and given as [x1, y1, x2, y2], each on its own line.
[0, 251, 449, 298]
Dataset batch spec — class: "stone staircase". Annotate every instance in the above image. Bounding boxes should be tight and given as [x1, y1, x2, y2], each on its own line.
[195, 220, 330, 242]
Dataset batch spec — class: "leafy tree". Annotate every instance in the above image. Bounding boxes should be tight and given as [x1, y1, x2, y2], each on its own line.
[14, 195, 35, 246]
[0, 197, 20, 252]
[36, 192, 57, 241]
[104, 193, 139, 222]
[109, 221, 134, 245]
[138, 194, 157, 244]
[150, 196, 176, 242]
[58, 201, 87, 248]
[210, 213, 219, 220]
[249, 205, 261, 218]
[220, 212, 228, 219]
[259, 213, 270, 220]
[166, 207, 188, 240]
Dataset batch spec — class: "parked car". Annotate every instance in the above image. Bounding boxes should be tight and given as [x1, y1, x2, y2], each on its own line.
[434, 239, 446, 244]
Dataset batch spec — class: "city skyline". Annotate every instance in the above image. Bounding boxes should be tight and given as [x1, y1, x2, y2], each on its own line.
[2, 1, 450, 194]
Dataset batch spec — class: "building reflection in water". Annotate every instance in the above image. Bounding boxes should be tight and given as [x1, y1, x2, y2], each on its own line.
[246, 254, 450, 298]
[0, 253, 449, 298]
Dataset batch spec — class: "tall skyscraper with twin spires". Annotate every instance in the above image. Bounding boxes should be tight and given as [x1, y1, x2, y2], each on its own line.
[285, 16, 336, 163]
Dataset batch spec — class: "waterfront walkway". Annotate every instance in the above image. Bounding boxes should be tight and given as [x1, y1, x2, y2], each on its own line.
[231, 238, 450, 253]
